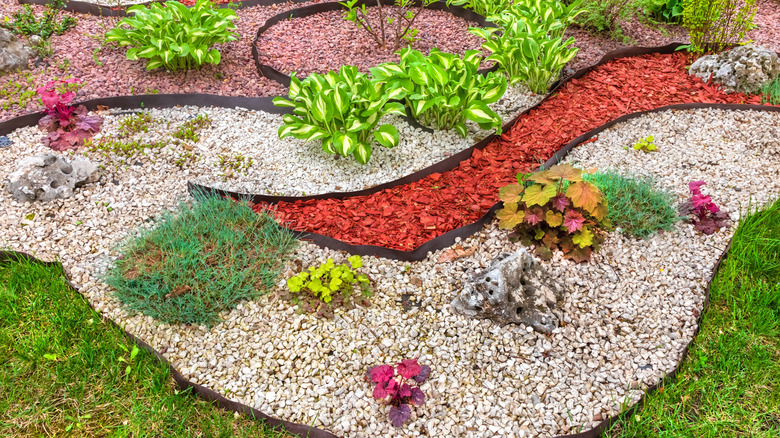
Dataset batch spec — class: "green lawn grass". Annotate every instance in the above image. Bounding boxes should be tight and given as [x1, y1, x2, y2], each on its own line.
[607, 198, 780, 437]
[0, 254, 291, 438]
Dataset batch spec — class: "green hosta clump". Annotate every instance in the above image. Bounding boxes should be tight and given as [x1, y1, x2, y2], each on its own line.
[445, 0, 512, 19]
[284, 256, 372, 318]
[470, 0, 583, 93]
[105, 0, 238, 71]
[496, 164, 609, 262]
[274, 66, 405, 164]
[371, 48, 507, 137]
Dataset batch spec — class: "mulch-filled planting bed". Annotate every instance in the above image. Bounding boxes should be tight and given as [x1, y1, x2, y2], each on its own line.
[254, 6, 486, 77]
[258, 52, 771, 251]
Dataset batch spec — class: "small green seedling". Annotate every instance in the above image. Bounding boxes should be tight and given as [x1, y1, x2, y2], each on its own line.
[631, 135, 657, 153]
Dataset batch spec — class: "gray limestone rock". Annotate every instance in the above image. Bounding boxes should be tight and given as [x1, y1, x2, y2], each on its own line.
[6, 154, 100, 202]
[450, 249, 564, 334]
[689, 45, 780, 94]
[0, 28, 30, 73]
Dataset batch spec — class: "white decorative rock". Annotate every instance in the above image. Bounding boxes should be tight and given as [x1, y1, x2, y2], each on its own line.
[6, 153, 100, 202]
[689, 45, 780, 94]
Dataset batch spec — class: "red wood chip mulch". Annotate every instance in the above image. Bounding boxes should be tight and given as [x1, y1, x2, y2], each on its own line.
[253, 52, 769, 251]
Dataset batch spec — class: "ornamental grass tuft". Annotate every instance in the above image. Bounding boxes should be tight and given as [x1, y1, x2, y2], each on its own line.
[584, 169, 683, 239]
[105, 194, 297, 326]
[760, 77, 780, 105]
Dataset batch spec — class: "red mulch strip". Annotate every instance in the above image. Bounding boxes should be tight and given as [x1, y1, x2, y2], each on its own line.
[253, 52, 769, 251]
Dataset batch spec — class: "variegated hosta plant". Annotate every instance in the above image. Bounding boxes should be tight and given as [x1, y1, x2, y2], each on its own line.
[496, 164, 610, 262]
[470, 1, 582, 93]
[105, 0, 238, 71]
[370, 48, 507, 137]
[273, 66, 405, 164]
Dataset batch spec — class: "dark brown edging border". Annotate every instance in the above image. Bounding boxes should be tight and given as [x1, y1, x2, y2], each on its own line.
[0, 231, 735, 438]
[17, 0, 315, 17]
[191, 102, 779, 264]
[0, 250, 338, 438]
[251, 0, 498, 88]
[206, 43, 688, 206]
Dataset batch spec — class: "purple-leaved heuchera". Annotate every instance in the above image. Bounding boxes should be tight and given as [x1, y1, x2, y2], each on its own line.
[37, 79, 102, 151]
[365, 359, 430, 427]
[685, 180, 730, 235]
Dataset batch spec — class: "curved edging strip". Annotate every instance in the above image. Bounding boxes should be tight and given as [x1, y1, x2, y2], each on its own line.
[0, 236, 732, 438]
[198, 43, 687, 205]
[17, 0, 315, 17]
[0, 94, 291, 133]
[0, 250, 337, 438]
[193, 102, 780, 263]
[251, 0, 498, 88]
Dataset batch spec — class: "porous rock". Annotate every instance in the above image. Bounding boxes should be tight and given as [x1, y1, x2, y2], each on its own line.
[450, 249, 564, 333]
[6, 154, 100, 202]
[0, 28, 30, 73]
[689, 45, 780, 94]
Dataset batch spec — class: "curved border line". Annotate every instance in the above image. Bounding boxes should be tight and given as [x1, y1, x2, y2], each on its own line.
[194, 102, 780, 262]
[17, 0, 315, 17]
[251, 0, 498, 88]
[0, 234, 732, 438]
[210, 43, 688, 204]
[0, 250, 338, 438]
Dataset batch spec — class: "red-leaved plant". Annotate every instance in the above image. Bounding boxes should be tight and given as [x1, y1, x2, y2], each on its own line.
[37, 79, 103, 151]
[365, 359, 430, 428]
[682, 181, 730, 234]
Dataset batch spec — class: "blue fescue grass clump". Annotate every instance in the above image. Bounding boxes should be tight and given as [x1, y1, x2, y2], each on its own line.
[584, 169, 683, 239]
[105, 194, 297, 326]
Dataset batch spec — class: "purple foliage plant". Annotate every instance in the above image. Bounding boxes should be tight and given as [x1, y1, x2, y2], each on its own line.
[683, 180, 730, 235]
[37, 79, 102, 151]
[365, 359, 431, 428]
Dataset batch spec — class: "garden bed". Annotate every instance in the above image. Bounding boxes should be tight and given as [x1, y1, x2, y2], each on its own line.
[254, 4, 488, 79]
[255, 52, 771, 252]
[2, 103, 779, 436]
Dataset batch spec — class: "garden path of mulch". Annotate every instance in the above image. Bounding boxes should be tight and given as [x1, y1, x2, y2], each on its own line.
[256, 52, 773, 251]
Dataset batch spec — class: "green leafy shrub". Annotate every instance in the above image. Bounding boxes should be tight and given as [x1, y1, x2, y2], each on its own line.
[631, 135, 657, 152]
[496, 164, 609, 262]
[681, 0, 758, 54]
[282, 256, 372, 318]
[652, 0, 684, 23]
[105, 195, 297, 326]
[470, 1, 582, 93]
[340, 0, 435, 51]
[105, 0, 238, 71]
[568, 0, 632, 41]
[1, 0, 77, 39]
[583, 170, 682, 239]
[370, 48, 507, 137]
[273, 65, 405, 164]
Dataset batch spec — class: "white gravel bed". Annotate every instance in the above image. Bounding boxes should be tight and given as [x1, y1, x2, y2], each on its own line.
[1, 108, 779, 437]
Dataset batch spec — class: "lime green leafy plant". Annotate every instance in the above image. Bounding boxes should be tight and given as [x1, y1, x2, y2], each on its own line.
[284, 256, 372, 318]
[631, 135, 657, 152]
[274, 65, 405, 164]
[496, 164, 609, 262]
[445, 0, 512, 19]
[371, 48, 507, 137]
[105, 0, 238, 71]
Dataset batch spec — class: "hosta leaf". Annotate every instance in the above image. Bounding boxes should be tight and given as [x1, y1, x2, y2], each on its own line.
[205, 49, 220, 65]
[272, 97, 296, 108]
[353, 142, 372, 164]
[454, 123, 468, 138]
[496, 202, 525, 229]
[572, 226, 594, 248]
[311, 94, 333, 123]
[373, 124, 399, 148]
[480, 78, 507, 104]
[383, 102, 406, 116]
[566, 181, 603, 213]
[278, 123, 301, 139]
[322, 138, 336, 154]
[409, 65, 430, 86]
[545, 164, 583, 182]
[332, 131, 358, 156]
[522, 184, 556, 206]
[545, 210, 563, 227]
[498, 184, 523, 203]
